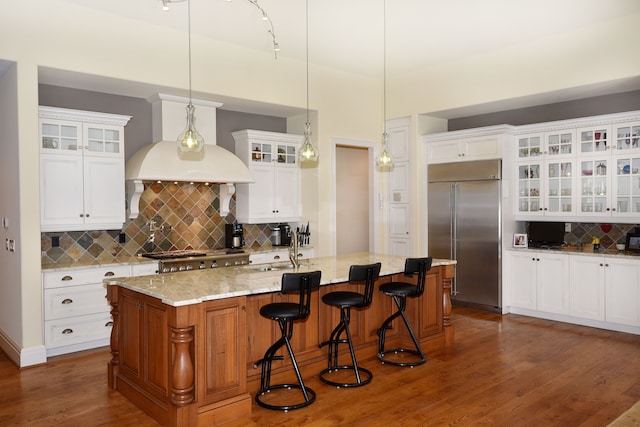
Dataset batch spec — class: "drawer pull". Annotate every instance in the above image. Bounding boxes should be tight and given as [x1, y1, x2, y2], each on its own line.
[61, 275, 73, 281]
[104, 271, 115, 277]
[61, 298, 73, 304]
[105, 321, 113, 327]
[62, 328, 73, 335]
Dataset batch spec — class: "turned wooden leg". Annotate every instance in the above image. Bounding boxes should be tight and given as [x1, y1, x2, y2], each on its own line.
[107, 285, 120, 389]
[171, 326, 195, 406]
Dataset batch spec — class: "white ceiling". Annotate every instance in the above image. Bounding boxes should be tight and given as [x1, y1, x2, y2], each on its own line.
[62, 0, 640, 77]
[47, 0, 640, 117]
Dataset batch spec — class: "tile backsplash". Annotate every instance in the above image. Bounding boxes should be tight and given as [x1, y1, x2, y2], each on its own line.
[561, 222, 638, 250]
[41, 182, 275, 265]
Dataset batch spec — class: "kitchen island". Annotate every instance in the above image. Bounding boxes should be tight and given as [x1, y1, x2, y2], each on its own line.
[105, 253, 456, 426]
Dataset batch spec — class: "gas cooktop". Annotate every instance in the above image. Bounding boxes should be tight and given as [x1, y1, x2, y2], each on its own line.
[139, 249, 245, 260]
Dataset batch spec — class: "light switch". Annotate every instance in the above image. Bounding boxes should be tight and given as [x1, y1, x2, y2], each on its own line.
[1, 217, 7, 228]
[8, 239, 15, 252]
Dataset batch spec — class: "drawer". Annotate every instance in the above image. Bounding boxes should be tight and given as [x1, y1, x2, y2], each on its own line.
[44, 312, 113, 349]
[43, 265, 130, 289]
[44, 283, 110, 320]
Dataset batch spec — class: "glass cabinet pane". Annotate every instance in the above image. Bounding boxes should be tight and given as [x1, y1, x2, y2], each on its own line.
[615, 125, 640, 151]
[580, 128, 609, 155]
[517, 163, 541, 213]
[41, 122, 79, 151]
[251, 142, 272, 163]
[547, 132, 573, 156]
[517, 136, 542, 159]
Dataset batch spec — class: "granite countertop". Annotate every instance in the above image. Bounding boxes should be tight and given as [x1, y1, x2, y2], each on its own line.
[104, 253, 456, 307]
[507, 246, 640, 259]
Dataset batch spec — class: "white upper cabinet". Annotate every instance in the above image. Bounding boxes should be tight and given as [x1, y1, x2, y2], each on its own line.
[514, 112, 640, 223]
[426, 132, 505, 164]
[233, 130, 303, 224]
[39, 107, 131, 232]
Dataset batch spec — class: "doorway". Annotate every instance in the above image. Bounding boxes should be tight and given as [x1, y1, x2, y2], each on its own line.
[335, 143, 374, 255]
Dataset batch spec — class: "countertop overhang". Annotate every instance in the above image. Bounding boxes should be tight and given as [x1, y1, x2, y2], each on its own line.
[104, 253, 456, 306]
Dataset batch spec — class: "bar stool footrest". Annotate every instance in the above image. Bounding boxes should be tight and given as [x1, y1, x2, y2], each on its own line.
[377, 348, 427, 367]
[319, 365, 373, 388]
[255, 384, 316, 411]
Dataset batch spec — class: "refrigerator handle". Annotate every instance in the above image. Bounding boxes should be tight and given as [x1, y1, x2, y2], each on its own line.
[451, 183, 456, 261]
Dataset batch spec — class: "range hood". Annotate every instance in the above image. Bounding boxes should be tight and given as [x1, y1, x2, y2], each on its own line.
[126, 94, 253, 219]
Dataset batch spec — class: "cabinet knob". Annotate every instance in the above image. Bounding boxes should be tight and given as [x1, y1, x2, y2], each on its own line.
[599, 263, 604, 267]
[85, 213, 90, 217]
[79, 214, 84, 218]
[61, 298, 73, 304]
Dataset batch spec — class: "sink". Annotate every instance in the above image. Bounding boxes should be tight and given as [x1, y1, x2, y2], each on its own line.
[242, 262, 313, 272]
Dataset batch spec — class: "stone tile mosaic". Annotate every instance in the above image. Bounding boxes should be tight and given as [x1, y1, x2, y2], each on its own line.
[41, 181, 277, 265]
[556, 222, 638, 249]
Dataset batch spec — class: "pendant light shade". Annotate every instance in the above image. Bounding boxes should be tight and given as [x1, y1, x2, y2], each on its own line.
[177, 0, 205, 153]
[299, 0, 319, 163]
[375, 0, 393, 169]
[177, 103, 205, 152]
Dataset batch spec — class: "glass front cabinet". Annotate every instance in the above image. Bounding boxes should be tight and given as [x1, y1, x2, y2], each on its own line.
[515, 114, 640, 222]
[516, 131, 576, 217]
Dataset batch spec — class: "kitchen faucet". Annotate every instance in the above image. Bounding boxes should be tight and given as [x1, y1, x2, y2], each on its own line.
[289, 230, 299, 269]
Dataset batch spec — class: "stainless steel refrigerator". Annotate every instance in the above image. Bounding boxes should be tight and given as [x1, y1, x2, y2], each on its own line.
[428, 159, 501, 312]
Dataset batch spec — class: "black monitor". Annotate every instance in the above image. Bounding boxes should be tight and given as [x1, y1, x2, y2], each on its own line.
[528, 222, 565, 248]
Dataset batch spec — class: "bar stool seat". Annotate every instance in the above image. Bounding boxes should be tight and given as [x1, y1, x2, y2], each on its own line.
[377, 257, 432, 367]
[319, 262, 381, 388]
[254, 270, 322, 411]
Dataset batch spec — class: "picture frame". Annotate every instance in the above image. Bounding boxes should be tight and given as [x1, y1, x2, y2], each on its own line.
[513, 233, 528, 248]
[625, 232, 640, 253]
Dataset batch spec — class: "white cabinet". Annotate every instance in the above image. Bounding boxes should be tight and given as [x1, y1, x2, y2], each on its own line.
[515, 130, 577, 218]
[570, 255, 640, 326]
[42, 264, 130, 357]
[514, 113, 640, 222]
[568, 255, 605, 321]
[39, 107, 131, 232]
[508, 250, 570, 314]
[426, 133, 503, 164]
[232, 130, 303, 224]
[130, 261, 159, 276]
[387, 118, 412, 256]
[605, 257, 640, 327]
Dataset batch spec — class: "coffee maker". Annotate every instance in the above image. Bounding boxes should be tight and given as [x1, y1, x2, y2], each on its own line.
[225, 223, 244, 249]
[270, 223, 291, 246]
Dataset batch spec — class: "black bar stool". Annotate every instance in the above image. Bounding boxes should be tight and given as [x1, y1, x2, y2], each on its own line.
[377, 257, 432, 367]
[319, 262, 381, 387]
[254, 270, 322, 411]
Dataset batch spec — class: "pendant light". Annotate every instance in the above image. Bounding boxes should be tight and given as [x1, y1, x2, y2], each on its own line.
[177, 0, 205, 153]
[299, 0, 319, 162]
[375, 0, 393, 168]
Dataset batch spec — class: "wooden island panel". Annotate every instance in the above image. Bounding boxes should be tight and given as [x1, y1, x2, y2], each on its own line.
[106, 255, 455, 426]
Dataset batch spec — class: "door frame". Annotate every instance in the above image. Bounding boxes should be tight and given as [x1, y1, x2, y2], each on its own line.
[332, 137, 381, 255]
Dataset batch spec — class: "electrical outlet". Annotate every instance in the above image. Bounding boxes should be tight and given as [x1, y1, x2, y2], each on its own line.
[565, 222, 571, 232]
[8, 239, 15, 252]
[119, 233, 126, 244]
[51, 236, 60, 247]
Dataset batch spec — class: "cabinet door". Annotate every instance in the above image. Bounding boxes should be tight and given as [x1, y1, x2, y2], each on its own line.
[389, 204, 410, 239]
[389, 162, 409, 204]
[84, 124, 124, 156]
[605, 257, 640, 327]
[611, 153, 640, 216]
[516, 162, 544, 215]
[240, 165, 275, 220]
[545, 159, 575, 215]
[578, 125, 611, 157]
[537, 253, 570, 315]
[461, 136, 502, 160]
[516, 134, 543, 160]
[40, 118, 82, 153]
[545, 131, 575, 158]
[273, 166, 300, 219]
[390, 239, 410, 257]
[40, 153, 84, 229]
[83, 156, 125, 226]
[427, 140, 461, 163]
[508, 252, 537, 309]
[569, 255, 605, 321]
[388, 124, 410, 162]
[579, 157, 611, 216]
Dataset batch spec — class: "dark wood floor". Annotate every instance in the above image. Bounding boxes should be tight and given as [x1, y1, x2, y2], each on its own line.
[2, 307, 639, 426]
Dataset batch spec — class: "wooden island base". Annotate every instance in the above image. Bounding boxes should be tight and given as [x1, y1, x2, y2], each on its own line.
[107, 263, 455, 426]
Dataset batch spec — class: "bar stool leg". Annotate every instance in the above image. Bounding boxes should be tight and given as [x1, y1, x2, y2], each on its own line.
[377, 295, 427, 367]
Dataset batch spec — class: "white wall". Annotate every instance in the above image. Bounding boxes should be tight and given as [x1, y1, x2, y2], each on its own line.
[0, 0, 638, 363]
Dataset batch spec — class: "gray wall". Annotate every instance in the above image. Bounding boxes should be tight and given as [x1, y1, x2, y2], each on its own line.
[38, 85, 286, 159]
[449, 90, 640, 131]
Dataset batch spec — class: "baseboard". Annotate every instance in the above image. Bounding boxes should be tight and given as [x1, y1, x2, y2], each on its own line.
[0, 329, 47, 367]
